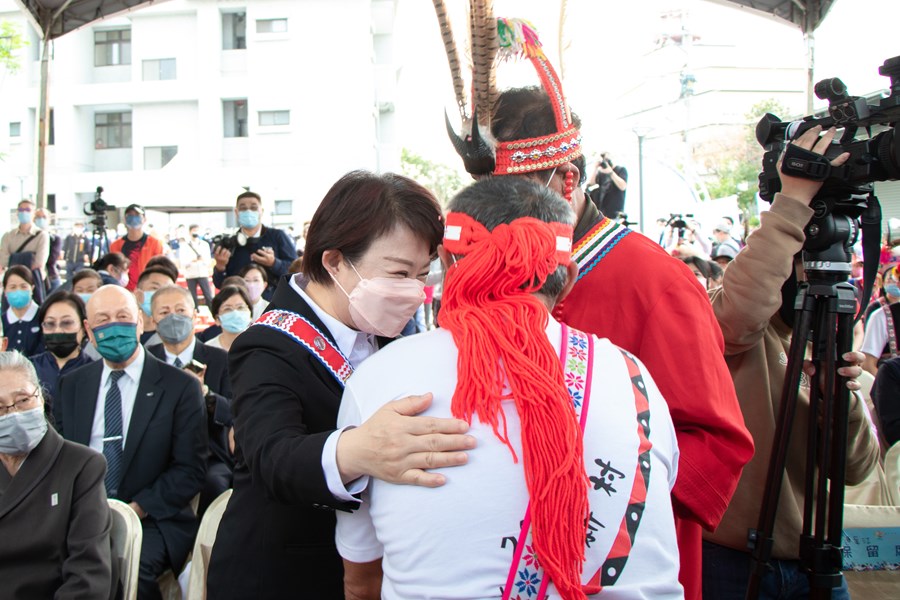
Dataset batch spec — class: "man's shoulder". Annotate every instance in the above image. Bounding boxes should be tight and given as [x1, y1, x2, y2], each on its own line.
[58, 359, 103, 389]
[109, 237, 124, 251]
[195, 340, 228, 364]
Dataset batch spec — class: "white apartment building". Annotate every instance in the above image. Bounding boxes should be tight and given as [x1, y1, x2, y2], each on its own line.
[0, 0, 400, 232]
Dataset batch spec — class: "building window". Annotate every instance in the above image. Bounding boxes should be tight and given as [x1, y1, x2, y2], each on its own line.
[142, 58, 176, 81]
[258, 110, 290, 126]
[144, 146, 178, 169]
[94, 29, 131, 67]
[256, 18, 288, 34]
[223, 100, 248, 138]
[9, 122, 20, 137]
[222, 11, 247, 50]
[95, 112, 132, 149]
[274, 200, 293, 215]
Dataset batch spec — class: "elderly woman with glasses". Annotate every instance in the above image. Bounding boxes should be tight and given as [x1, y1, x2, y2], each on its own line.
[29, 291, 95, 412]
[0, 351, 114, 599]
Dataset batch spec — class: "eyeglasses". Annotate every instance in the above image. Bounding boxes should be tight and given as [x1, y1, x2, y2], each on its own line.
[0, 389, 41, 417]
[42, 319, 80, 332]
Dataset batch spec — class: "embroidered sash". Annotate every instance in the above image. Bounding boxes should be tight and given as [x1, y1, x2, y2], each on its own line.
[573, 217, 630, 282]
[878, 297, 899, 359]
[251, 309, 353, 386]
[502, 333, 652, 599]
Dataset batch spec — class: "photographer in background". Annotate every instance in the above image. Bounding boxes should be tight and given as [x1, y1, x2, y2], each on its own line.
[212, 192, 296, 301]
[587, 151, 628, 217]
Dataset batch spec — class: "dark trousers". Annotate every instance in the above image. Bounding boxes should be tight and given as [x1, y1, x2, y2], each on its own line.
[702, 540, 850, 600]
[138, 520, 170, 600]
[199, 460, 233, 516]
[186, 277, 214, 308]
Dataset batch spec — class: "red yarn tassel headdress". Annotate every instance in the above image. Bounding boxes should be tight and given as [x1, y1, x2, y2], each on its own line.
[439, 211, 588, 599]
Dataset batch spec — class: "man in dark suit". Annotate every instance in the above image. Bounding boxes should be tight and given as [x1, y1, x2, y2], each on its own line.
[55, 284, 207, 600]
[146, 284, 234, 514]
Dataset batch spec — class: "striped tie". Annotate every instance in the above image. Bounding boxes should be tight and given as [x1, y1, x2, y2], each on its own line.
[103, 370, 126, 498]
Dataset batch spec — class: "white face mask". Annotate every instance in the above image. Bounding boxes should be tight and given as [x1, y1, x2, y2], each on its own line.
[0, 406, 48, 455]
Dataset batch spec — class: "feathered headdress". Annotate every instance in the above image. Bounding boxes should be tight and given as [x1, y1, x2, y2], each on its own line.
[435, 2, 582, 177]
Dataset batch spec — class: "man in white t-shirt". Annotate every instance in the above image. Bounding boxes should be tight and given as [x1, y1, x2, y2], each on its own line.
[861, 266, 900, 375]
[335, 177, 682, 599]
[178, 224, 214, 308]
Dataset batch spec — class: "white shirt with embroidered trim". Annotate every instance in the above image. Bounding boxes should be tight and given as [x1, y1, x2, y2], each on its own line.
[89, 345, 146, 453]
[288, 274, 376, 502]
[335, 317, 683, 599]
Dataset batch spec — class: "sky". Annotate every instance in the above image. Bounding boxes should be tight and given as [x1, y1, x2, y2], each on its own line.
[394, 0, 900, 184]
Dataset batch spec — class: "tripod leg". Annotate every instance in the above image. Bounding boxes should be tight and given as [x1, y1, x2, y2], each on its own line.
[746, 286, 817, 600]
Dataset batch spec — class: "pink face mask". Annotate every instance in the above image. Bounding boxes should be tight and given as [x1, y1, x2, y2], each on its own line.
[245, 281, 265, 302]
[331, 262, 426, 337]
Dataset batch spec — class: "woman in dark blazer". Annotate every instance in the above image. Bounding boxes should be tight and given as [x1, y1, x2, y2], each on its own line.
[207, 171, 473, 599]
[0, 350, 113, 599]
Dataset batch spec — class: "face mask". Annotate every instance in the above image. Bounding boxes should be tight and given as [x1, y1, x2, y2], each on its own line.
[237, 210, 260, 229]
[245, 281, 265, 302]
[219, 309, 252, 333]
[34, 217, 48, 229]
[17, 210, 32, 225]
[92, 322, 139, 363]
[157, 313, 194, 344]
[78, 293, 93, 304]
[125, 215, 143, 229]
[44, 332, 81, 358]
[885, 284, 900, 298]
[191, 232, 199, 238]
[118, 271, 130, 287]
[6, 289, 32, 310]
[139, 290, 155, 316]
[0, 406, 47, 455]
[331, 261, 425, 337]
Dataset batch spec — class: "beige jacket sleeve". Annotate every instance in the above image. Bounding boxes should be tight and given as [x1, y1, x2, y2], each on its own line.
[711, 193, 813, 355]
[0, 231, 11, 268]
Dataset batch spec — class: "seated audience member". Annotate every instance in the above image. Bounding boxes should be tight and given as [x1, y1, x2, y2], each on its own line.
[681, 256, 714, 291]
[703, 126, 878, 599]
[288, 257, 304, 274]
[2, 265, 43, 357]
[144, 255, 179, 283]
[206, 286, 252, 352]
[0, 351, 114, 599]
[711, 243, 738, 270]
[93, 252, 130, 287]
[54, 285, 207, 600]
[706, 260, 724, 289]
[336, 177, 682, 598]
[873, 356, 900, 447]
[72, 268, 103, 303]
[30, 291, 94, 411]
[240, 263, 270, 318]
[860, 265, 900, 375]
[134, 266, 176, 346]
[146, 285, 234, 513]
[197, 276, 249, 343]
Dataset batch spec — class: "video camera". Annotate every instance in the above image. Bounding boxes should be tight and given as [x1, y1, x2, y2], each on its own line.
[755, 56, 900, 270]
[83, 186, 115, 229]
[211, 231, 248, 254]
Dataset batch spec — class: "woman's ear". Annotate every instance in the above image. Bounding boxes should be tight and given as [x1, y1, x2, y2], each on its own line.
[321, 249, 345, 278]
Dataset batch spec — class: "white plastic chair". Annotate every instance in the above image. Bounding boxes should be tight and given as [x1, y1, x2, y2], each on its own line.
[186, 489, 233, 600]
[885, 442, 900, 506]
[108, 499, 143, 600]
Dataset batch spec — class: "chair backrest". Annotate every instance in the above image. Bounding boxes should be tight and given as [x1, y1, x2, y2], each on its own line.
[186, 489, 232, 600]
[108, 499, 143, 600]
[885, 442, 900, 506]
[842, 503, 900, 599]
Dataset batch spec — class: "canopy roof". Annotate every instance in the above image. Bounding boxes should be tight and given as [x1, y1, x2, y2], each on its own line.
[14, 0, 166, 38]
[712, 0, 835, 33]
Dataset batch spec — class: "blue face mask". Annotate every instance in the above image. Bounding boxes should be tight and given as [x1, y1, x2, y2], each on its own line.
[237, 210, 260, 229]
[219, 309, 252, 333]
[78, 293, 93, 304]
[6, 289, 32, 310]
[885, 284, 900, 298]
[91, 322, 139, 363]
[139, 290, 155, 316]
[34, 217, 48, 229]
[17, 211, 32, 225]
[125, 215, 143, 229]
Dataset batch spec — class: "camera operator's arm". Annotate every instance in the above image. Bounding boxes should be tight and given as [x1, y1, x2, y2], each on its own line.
[691, 222, 712, 255]
[712, 126, 847, 354]
[212, 246, 232, 288]
[253, 229, 295, 280]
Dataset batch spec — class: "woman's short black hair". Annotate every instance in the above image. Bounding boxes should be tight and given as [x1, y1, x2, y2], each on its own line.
[239, 263, 268, 283]
[93, 252, 129, 271]
[37, 291, 87, 331]
[211, 285, 252, 318]
[71, 268, 103, 288]
[300, 170, 443, 285]
[3, 265, 34, 288]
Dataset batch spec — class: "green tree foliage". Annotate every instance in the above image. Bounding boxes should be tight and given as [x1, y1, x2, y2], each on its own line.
[1, 21, 28, 74]
[400, 148, 464, 206]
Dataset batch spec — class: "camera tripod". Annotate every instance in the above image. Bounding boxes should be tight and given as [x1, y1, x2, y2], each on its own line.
[745, 212, 861, 600]
[88, 219, 110, 264]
